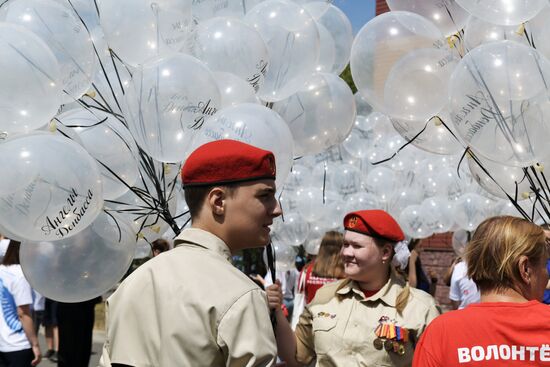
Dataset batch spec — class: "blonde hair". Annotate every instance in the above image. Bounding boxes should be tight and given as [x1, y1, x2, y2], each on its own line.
[313, 231, 345, 278]
[465, 216, 548, 293]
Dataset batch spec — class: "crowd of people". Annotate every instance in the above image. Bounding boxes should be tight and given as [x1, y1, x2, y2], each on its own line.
[98, 139, 550, 367]
[2, 139, 550, 366]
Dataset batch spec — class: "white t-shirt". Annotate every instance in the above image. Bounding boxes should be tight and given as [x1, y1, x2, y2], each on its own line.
[0, 264, 33, 352]
[32, 290, 45, 312]
[449, 261, 480, 309]
[0, 239, 10, 260]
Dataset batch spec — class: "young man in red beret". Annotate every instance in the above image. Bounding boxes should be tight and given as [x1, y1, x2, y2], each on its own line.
[275, 209, 440, 367]
[100, 140, 283, 367]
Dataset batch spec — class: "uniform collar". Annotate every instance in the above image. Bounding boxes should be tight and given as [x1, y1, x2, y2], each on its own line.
[336, 269, 405, 307]
[173, 228, 232, 263]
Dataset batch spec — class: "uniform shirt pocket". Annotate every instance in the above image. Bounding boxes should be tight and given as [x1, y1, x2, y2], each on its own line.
[312, 317, 338, 355]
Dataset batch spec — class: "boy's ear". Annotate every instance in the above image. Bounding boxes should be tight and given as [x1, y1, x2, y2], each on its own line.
[207, 187, 227, 216]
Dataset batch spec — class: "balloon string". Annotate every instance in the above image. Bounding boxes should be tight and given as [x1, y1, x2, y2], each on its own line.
[66, 0, 126, 115]
[322, 162, 327, 204]
[103, 209, 123, 242]
[266, 242, 277, 329]
[371, 118, 431, 165]
[467, 149, 530, 219]
[57, 116, 108, 129]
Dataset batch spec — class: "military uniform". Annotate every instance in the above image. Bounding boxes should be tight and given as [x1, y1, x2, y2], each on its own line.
[100, 228, 277, 367]
[295, 272, 440, 367]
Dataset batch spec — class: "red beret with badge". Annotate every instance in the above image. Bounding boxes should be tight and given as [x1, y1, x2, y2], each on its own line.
[343, 209, 405, 242]
[181, 139, 276, 187]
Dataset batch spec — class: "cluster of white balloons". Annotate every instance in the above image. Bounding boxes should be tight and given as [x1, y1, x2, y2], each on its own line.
[325, 0, 550, 240]
[0, 0, 357, 300]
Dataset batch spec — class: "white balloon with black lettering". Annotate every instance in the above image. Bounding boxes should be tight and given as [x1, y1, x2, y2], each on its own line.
[0, 132, 103, 241]
[244, 0, 320, 102]
[20, 211, 136, 302]
[124, 54, 221, 163]
[194, 17, 270, 93]
[449, 41, 550, 166]
[0, 0, 96, 102]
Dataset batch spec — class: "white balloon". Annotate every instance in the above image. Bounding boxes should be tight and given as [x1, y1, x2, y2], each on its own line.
[123, 54, 221, 163]
[21, 210, 136, 302]
[273, 213, 309, 247]
[98, 0, 194, 66]
[193, 17, 270, 92]
[399, 205, 432, 239]
[455, 0, 547, 26]
[191, 103, 294, 189]
[0, 132, 103, 241]
[351, 11, 445, 114]
[387, 0, 469, 36]
[0, 0, 96, 102]
[305, 3, 353, 74]
[191, 0, 265, 21]
[365, 166, 398, 203]
[453, 193, 489, 231]
[244, 0, 320, 102]
[273, 73, 356, 156]
[421, 196, 454, 233]
[0, 23, 61, 135]
[57, 108, 140, 200]
[214, 72, 258, 108]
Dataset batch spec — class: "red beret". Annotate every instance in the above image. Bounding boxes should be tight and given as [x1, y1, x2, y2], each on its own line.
[343, 210, 404, 242]
[181, 140, 276, 187]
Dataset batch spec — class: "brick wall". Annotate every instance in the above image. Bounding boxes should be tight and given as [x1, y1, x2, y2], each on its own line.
[376, 0, 389, 15]
[419, 233, 455, 310]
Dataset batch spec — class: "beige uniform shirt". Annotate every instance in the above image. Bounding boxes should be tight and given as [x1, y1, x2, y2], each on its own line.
[99, 228, 277, 367]
[295, 272, 440, 367]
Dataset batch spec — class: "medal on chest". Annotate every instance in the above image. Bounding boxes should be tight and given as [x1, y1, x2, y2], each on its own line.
[373, 316, 408, 356]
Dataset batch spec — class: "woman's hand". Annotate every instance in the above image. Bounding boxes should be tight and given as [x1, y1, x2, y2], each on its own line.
[266, 279, 283, 311]
[31, 344, 41, 366]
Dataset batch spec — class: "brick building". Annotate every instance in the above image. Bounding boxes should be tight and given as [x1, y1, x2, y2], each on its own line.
[375, 0, 456, 309]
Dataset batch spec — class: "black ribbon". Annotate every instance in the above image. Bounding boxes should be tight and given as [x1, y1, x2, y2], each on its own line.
[265, 242, 277, 328]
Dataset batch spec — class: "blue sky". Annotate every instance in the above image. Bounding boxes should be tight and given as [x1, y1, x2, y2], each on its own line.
[333, 0, 376, 34]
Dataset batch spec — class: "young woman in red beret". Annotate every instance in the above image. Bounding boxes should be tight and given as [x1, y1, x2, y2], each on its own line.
[274, 209, 440, 367]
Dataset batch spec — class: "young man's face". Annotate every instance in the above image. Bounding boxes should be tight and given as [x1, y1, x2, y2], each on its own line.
[223, 179, 282, 250]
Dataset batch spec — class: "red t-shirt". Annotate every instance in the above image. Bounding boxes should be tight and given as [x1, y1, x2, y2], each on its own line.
[301, 263, 339, 304]
[413, 301, 550, 366]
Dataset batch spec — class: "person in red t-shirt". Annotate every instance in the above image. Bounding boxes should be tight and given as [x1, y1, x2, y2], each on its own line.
[299, 231, 345, 304]
[413, 215, 550, 367]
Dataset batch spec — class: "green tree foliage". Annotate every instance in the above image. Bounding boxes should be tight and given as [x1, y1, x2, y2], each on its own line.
[340, 63, 357, 93]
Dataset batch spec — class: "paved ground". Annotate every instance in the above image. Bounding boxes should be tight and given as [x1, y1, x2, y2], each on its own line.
[37, 330, 104, 367]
